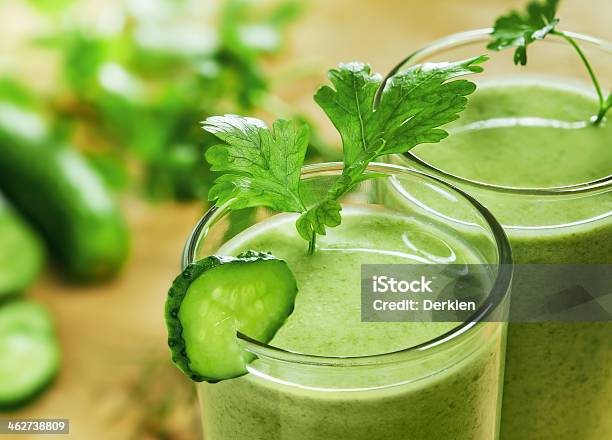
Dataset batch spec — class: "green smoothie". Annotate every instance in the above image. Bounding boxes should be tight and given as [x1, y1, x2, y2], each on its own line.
[408, 81, 612, 440]
[197, 208, 507, 439]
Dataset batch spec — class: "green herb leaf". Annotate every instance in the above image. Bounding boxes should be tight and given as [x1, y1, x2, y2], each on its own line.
[297, 57, 487, 248]
[487, 0, 559, 65]
[204, 115, 308, 212]
[313, 63, 381, 167]
[295, 199, 342, 246]
[316, 58, 486, 161]
[489, 0, 610, 123]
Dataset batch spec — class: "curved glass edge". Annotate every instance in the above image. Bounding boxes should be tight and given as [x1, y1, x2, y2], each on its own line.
[379, 28, 612, 195]
[182, 162, 513, 367]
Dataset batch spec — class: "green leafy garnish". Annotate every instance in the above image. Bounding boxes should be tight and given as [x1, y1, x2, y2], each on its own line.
[204, 57, 487, 253]
[204, 116, 308, 212]
[487, 0, 559, 66]
[488, 0, 610, 124]
[296, 57, 487, 251]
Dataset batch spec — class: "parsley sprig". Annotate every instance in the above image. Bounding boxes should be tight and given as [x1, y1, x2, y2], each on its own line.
[204, 116, 309, 213]
[204, 56, 487, 254]
[488, 0, 611, 124]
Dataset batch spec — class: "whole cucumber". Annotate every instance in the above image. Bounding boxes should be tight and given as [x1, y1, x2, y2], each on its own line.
[0, 102, 129, 281]
[0, 195, 45, 296]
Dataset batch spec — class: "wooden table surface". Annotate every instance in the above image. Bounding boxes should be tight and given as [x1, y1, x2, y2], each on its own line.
[3, 0, 610, 439]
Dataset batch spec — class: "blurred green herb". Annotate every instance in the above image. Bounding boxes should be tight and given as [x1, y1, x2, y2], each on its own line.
[15, 0, 328, 201]
[26, 0, 75, 13]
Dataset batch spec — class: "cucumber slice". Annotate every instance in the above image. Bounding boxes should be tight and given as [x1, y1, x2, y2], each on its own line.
[0, 197, 45, 297]
[165, 251, 298, 382]
[0, 301, 60, 409]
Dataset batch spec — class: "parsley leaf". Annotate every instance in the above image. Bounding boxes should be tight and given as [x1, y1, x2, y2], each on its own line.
[203, 58, 487, 254]
[203, 115, 308, 212]
[489, 0, 610, 123]
[487, 0, 559, 65]
[295, 199, 342, 245]
[296, 56, 487, 251]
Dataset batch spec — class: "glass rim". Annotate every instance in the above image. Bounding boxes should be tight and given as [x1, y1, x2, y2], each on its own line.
[182, 162, 513, 367]
[378, 28, 612, 195]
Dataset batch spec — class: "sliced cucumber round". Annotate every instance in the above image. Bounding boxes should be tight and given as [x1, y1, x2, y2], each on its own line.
[165, 251, 298, 382]
[0, 198, 45, 297]
[0, 301, 60, 409]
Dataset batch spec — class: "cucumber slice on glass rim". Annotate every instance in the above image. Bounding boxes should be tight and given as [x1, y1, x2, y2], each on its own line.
[165, 251, 298, 382]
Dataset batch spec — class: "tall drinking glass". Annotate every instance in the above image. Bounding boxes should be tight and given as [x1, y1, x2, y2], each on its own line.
[183, 163, 512, 440]
[388, 29, 612, 440]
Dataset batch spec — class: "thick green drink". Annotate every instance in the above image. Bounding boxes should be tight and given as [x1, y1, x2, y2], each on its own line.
[391, 30, 612, 440]
[185, 164, 511, 439]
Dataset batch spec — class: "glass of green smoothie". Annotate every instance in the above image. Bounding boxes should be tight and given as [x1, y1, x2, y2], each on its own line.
[387, 28, 612, 440]
[182, 162, 512, 440]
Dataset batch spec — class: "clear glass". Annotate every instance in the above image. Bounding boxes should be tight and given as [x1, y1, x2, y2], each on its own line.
[184, 163, 512, 440]
[388, 29, 612, 440]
